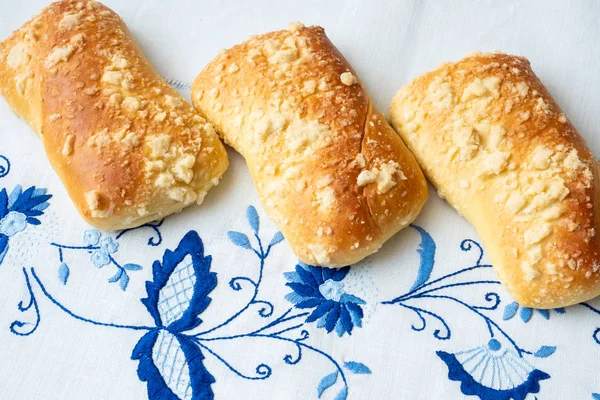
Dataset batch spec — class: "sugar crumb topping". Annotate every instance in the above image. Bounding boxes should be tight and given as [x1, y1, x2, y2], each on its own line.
[340, 72, 357, 86]
[288, 22, 305, 32]
[45, 33, 84, 69]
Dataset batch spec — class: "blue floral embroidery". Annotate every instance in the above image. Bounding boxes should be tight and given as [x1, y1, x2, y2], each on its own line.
[12, 205, 369, 400]
[51, 229, 145, 290]
[0, 184, 52, 264]
[383, 225, 554, 399]
[502, 302, 565, 322]
[0, 210, 28, 236]
[116, 219, 164, 247]
[284, 264, 365, 337]
[132, 230, 218, 399]
[0, 154, 10, 178]
[437, 339, 550, 400]
[581, 302, 600, 345]
[504, 297, 600, 347]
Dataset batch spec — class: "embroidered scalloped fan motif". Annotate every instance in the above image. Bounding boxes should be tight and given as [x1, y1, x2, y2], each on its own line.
[132, 231, 217, 400]
[437, 339, 550, 400]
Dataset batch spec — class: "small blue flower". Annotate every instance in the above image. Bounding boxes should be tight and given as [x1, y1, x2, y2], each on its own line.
[319, 279, 345, 302]
[0, 211, 27, 237]
[100, 236, 119, 254]
[437, 339, 550, 400]
[88, 236, 118, 268]
[90, 249, 111, 268]
[284, 263, 365, 337]
[83, 229, 101, 246]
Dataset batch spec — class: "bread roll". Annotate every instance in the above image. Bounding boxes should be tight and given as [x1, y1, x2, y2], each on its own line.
[390, 52, 599, 308]
[192, 23, 428, 267]
[0, 0, 228, 230]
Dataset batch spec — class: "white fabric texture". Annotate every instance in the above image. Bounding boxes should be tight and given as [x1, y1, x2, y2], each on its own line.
[0, 1, 599, 399]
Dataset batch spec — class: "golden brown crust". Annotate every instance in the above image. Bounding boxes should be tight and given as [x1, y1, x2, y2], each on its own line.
[192, 24, 428, 267]
[0, 0, 228, 230]
[390, 52, 600, 308]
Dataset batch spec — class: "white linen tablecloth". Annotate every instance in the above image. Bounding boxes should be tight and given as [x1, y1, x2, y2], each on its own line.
[0, 0, 599, 399]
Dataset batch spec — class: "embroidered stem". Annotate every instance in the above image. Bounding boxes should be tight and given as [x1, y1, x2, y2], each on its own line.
[108, 254, 124, 269]
[582, 302, 600, 316]
[388, 280, 501, 305]
[582, 303, 600, 345]
[419, 294, 532, 357]
[383, 265, 495, 304]
[194, 333, 348, 387]
[398, 302, 451, 339]
[0, 155, 10, 178]
[249, 307, 310, 335]
[195, 236, 271, 336]
[50, 243, 98, 250]
[193, 339, 272, 380]
[115, 219, 164, 246]
[29, 267, 153, 331]
[10, 268, 41, 336]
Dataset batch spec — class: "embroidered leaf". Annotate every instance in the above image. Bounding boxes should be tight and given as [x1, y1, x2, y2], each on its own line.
[295, 298, 324, 309]
[554, 307, 566, 314]
[343, 361, 371, 374]
[306, 300, 336, 322]
[503, 302, 519, 320]
[592, 393, 600, 400]
[131, 330, 215, 400]
[246, 205, 259, 233]
[227, 231, 252, 249]
[7, 185, 21, 208]
[331, 267, 350, 282]
[534, 345, 556, 358]
[537, 309, 550, 320]
[340, 293, 366, 305]
[269, 231, 284, 246]
[317, 371, 338, 398]
[108, 269, 124, 283]
[283, 271, 301, 283]
[0, 189, 8, 217]
[325, 303, 341, 333]
[286, 282, 319, 298]
[333, 386, 348, 400]
[409, 225, 436, 291]
[0, 234, 8, 264]
[141, 231, 217, 332]
[520, 307, 533, 323]
[124, 263, 142, 271]
[338, 307, 353, 336]
[119, 273, 130, 291]
[345, 302, 363, 328]
[295, 264, 320, 288]
[58, 263, 69, 285]
[8, 185, 52, 218]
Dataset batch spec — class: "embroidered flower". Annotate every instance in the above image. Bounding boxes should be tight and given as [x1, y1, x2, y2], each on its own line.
[284, 263, 365, 337]
[0, 185, 52, 264]
[437, 339, 550, 400]
[83, 229, 101, 246]
[90, 249, 111, 268]
[0, 211, 27, 237]
[319, 279, 345, 302]
[88, 233, 119, 268]
[100, 236, 119, 254]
